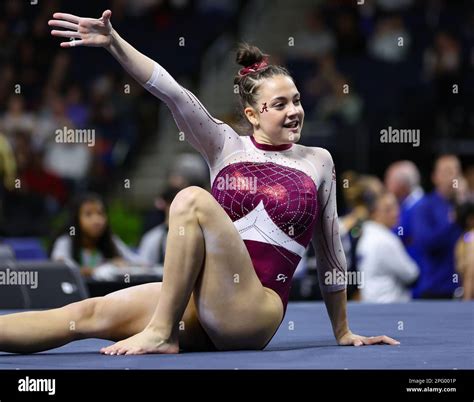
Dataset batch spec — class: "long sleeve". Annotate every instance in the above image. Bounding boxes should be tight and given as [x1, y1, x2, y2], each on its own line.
[112, 236, 147, 265]
[311, 148, 347, 293]
[50, 235, 78, 267]
[144, 61, 239, 167]
[412, 198, 458, 252]
[138, 225, 167, 265]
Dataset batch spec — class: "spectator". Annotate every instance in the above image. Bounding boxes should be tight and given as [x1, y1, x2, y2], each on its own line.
[356, 192, 419, 303]
[287, 9, 336, 60]
[454, 202, 474, 300]
[339, 172, 384, 300]
[50, 193, 145, 277]
[1, 95, 35, 138]
[384, 160, 424, 263]
[368, 16, 411, 63]
[461, 166, 474, 202]
[138, 186, 180, 266]
[412, 155, 463, 299]
[0, 131, 16, 192]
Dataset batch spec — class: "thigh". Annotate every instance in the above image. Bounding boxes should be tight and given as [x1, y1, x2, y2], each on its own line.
[94, 283, 215, 351]
[192, 189, 284, 350]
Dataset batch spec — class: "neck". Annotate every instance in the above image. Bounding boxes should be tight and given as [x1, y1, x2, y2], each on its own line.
[436, 188, 453, 200]
[372, 218, 390, 229]
[82, 236, 98, 249]
[252, 131, 278, 145]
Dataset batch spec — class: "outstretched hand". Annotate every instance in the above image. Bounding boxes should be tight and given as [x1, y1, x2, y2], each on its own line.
[49, 10, 113, 48]
[337, 330, 400, 347]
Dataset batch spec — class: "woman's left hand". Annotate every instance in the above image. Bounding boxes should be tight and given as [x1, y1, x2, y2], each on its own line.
[337, 330, 400, 346]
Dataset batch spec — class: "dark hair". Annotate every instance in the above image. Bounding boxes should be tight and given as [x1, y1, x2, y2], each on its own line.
[50, 193, 120, 264]
[233, 42, 292, 134]
[161, 186, 182, 204]
[366, 191, 393, 215]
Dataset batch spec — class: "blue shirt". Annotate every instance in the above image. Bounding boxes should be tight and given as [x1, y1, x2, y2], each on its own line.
[412, 191, 462, 297]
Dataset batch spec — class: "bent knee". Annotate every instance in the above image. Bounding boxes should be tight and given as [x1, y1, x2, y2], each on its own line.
[170, 186, 210, 216]
[64, 298, 101, 338]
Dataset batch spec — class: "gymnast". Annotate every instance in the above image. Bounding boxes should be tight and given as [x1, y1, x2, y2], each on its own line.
[0, 10, 399, 355]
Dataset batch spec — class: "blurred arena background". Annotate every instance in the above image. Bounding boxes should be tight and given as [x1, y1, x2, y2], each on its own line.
[0, 0, 472, 304]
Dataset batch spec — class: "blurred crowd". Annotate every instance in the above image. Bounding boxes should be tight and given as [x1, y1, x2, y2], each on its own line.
[337, 155, 474, 301]
[0, 0, 237, 237]
[0, 0, 472, 301]
[273, 0, 472, 177]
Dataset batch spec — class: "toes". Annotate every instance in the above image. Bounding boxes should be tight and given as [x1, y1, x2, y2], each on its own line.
[101, 345, 120, 355]
[116, 347, 128, 355]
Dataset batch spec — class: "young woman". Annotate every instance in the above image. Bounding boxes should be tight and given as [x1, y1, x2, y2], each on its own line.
[0, 10, 399, 356]
[50, 193, 144, 276]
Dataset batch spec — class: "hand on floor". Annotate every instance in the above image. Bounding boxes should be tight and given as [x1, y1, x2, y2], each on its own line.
[337, 330, 400, 347]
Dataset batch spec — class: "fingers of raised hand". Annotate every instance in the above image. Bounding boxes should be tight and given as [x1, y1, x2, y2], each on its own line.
[48, 20, 78, 30]
[51, 30, 82, 39]
[60, 40, 86, 48]
[52, 13, 80, 24]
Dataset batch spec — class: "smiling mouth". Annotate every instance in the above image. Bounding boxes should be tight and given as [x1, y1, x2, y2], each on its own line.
[283, 121, 299, 129]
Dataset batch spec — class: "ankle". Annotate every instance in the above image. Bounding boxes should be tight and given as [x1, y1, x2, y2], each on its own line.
[144, 324, 174, 341]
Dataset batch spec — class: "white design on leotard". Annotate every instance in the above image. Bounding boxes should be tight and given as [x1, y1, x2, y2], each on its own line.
[143, 61, 347, 293]
[233, 200, 307, 257]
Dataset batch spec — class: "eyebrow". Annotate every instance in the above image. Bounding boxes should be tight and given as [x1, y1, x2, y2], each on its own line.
[271, 93, 300, 102]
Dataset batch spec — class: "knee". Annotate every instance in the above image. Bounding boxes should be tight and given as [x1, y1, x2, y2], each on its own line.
[169, 186, 209, 217]
[64, 298, 100, 338]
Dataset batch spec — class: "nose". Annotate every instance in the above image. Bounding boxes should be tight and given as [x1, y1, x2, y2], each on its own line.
[287, 103, 299, 117]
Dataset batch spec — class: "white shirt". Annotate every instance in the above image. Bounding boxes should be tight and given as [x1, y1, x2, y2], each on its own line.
[51, 234, 145, 267]
[356, 221, 419, 303]
[138, 223, 168, 266]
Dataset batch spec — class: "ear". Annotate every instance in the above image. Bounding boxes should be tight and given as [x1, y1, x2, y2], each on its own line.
[244, 106, 259, 127]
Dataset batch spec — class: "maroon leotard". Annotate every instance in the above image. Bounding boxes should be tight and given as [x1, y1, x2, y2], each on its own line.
[145, 62, 347, 313]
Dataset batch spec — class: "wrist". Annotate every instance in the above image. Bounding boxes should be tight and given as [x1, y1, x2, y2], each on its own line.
[334, 324, 350, 341]
[105, 29, 118, 51]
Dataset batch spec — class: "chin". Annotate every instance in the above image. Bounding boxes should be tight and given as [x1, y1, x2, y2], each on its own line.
[287, 132, 301, 143]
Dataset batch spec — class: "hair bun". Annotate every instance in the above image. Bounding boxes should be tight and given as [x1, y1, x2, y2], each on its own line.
[236, 42, 268, 67]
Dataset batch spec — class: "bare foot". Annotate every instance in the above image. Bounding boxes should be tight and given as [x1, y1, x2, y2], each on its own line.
[100, 327, 179, 355]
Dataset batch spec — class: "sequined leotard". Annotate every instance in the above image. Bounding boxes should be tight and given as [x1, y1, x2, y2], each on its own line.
[145, 62, 347, 312]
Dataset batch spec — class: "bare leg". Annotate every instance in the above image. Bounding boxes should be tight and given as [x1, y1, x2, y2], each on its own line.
[0, 300, 97, 353]
[102, 187, 206, 355]
[102, 187, 283, 355]
[0, 283, 213, 354]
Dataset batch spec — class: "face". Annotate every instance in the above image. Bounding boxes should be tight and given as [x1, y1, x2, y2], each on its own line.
[385, 168, 409, 200]
[79, 200, 107, 239]
[432, 156, 461, 197]
[245, 75, 304, 144]
[373, 193, 399, 228]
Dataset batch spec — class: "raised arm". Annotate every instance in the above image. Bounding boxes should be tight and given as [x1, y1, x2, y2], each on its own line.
[311, 148, 399, 346]
[49, 10, 232, 165]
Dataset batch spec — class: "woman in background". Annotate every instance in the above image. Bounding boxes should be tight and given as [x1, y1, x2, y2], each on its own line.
[51, 192, 144, 276]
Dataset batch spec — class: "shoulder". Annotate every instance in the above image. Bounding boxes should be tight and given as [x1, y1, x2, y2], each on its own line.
[306, 146, 335, 172]
[306, 146, 335, 181]
[51, 234, 72, 258]
[414, 192, 436, 210]
[53, 234, 72, 248]
[310, 146, 333, 160]
[299, 145, 334, 162]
